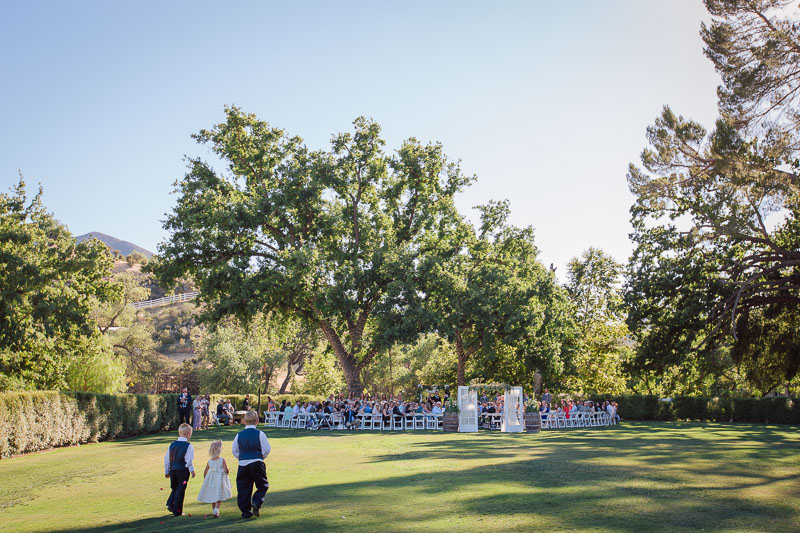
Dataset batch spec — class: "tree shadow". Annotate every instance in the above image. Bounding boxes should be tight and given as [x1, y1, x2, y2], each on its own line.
[49, 422, 800, 532]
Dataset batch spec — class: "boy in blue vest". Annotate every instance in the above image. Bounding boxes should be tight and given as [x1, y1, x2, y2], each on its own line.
[231, 410, 271, 518]
[163, 423, 196, 516]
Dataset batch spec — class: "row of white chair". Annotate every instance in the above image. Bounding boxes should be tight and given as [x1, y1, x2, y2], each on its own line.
[263, 411, 443, 431]
[539, 411, 616, 429]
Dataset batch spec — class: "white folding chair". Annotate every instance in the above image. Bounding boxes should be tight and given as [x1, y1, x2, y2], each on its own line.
[540, 413, 550, 429]
[373, 414, 384, 430]
[391, 414, 404, 430]
[211, 412, 221, 426]
[412, 414, 425, 430]
[425, 415, 437, 430]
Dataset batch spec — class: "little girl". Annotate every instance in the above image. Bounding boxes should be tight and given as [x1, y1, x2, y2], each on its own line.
[196, 440, 232, 517]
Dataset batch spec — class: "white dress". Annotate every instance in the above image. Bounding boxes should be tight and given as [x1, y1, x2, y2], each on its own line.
[197, 458, 232, 503]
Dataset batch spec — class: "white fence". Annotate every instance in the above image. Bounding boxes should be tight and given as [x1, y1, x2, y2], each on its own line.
[132, 291, 200, 309]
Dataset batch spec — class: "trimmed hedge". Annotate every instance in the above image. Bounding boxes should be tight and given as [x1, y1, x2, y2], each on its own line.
[581, 394, 799, 424]
[0, 391, 178, 459]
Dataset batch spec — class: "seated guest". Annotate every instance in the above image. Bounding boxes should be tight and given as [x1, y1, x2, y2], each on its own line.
[539, 401, 550, 421]
[223, 399, 235, 423]
[431, 402, 443, 415]
[216, 400, 230, 425]
[343, 402, 359, 429]
[391, 402, 404, 426]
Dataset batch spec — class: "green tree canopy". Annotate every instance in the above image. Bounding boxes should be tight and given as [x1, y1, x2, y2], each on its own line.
[420, 200, 574, 388]
[566, 248, 630, 394]
[153, 107, 471, 394]
[626, 0, 800, 394]
[0, 179, 119, 390]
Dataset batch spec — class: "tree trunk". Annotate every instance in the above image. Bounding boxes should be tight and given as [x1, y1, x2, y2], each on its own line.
[278, 360, 293, 394]
[533, 369, 543, 396]
[455, 332, 467, 386]
[318, 319, 366, 395]
[342, 360, 365, 396]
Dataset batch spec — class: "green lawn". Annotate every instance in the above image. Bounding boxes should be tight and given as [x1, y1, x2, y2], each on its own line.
[1, 422, 798, 532]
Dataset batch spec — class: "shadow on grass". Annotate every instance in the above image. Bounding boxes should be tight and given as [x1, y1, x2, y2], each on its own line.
[53, 422, 800, 533]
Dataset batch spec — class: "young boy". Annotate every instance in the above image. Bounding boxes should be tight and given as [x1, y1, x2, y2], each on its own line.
[231, 410, 271, 519]
[163, 423, 196, 516]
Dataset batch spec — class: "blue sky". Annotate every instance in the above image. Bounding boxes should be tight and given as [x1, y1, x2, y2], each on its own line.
[0, 1, 720, 276]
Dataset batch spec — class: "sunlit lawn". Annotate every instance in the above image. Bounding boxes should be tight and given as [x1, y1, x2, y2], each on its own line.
[1, 422, 799, 532]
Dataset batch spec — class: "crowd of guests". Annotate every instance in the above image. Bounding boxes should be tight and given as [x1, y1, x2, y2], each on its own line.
[175, 386, 619, 430]
[263, 393, 447, 429]
[538, 387, 620, 423]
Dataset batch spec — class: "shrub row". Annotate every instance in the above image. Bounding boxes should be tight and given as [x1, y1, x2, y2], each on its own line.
[0, 391, 178, 459]
[581, 394, 799, 424]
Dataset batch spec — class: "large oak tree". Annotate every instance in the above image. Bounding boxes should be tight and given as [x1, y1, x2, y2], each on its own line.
[153, 108, 470, 394]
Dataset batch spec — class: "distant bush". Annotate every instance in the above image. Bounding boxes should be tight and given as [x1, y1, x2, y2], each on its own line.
[126, 251, 148, 266]
[0, 391, 178, 458]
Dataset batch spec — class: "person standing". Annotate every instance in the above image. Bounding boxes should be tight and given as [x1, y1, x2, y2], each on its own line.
[177, 388, 192, 425]
[541, 388, 552, 405]
[231, 410, 271, 519]
[192, 396, 203, 430]
[163, 423, 196, 516]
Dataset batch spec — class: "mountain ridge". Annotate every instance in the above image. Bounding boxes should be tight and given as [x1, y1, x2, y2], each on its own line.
[75, 231, 154, 258]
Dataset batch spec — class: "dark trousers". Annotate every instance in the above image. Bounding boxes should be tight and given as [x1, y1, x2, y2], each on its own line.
[236, 462, 269, 518]
[179, 408, 190, 425]
[166, 469, 190, 515]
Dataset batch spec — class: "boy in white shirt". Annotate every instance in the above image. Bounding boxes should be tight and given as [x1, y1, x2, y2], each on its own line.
[232, 410, 271, 519]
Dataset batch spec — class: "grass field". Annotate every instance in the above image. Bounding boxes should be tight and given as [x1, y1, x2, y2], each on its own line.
[1, 422, 799, 532]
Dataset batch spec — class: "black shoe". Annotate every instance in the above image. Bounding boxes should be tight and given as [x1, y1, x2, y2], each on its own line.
[167, 506, 173, 514]
[252, 506, 260, 517]
[242, 513, 253, 519]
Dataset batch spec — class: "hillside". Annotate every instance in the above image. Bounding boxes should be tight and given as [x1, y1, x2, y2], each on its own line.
[75, 231, 154, 258]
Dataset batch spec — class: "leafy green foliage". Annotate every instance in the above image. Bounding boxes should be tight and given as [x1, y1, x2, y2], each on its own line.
[565, 248, 630, 394]
[625, 1, 800, 394]
[420, 200, 575, 388]
[0, 179, 119, 390]
[360, 333, 456, 396]
[298, 350, 346, 396]
[193, 312, 321, 396]
[153, 108, 471, 394]
[0, 391, 179, 458]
